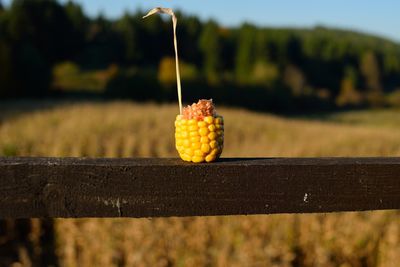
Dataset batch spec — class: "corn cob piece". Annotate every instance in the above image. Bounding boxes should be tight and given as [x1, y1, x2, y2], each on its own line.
[175, 99, 224, 163]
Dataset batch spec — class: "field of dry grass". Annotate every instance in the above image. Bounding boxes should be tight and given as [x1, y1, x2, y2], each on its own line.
[1, 101, 400, 266]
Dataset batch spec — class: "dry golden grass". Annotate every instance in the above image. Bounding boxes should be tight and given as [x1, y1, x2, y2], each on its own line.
[2, 101, 400, 266]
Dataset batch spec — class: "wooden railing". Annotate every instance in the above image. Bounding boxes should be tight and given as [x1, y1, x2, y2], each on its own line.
[1, 157, 400, 218]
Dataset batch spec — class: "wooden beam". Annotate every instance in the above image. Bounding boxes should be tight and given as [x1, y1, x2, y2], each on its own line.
[1, 157, 400, 218]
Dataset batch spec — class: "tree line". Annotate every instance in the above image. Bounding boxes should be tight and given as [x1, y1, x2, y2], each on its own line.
[1, 0, 400, 111]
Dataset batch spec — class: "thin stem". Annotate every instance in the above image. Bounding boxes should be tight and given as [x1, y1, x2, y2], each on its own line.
[143, 7, 183, 114]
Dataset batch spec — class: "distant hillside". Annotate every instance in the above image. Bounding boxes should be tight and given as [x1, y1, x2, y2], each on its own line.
[297, 26, 400, 58]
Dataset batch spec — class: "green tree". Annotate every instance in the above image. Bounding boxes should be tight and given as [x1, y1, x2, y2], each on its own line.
[283, 65, 306, 96]
[383, 50, 400, 75]
[0, 7, 12, 97]
[8, 0, 78, 63]
[0, 3, 50, 97]
[254, 30, 269, 61]
[158, 56, 199, 86]
[115, 13, 142, 64]
[141, 11, 168, 65]
[64, 1, 87, 31]
[360, 51, 382, 92]
[251, 62, 279, 86]
[235, 23, 257, 83]
[0, 40, 13, 97]
[0, 41, 50, 97]
[360, 51, 384, 106]
[336, 66, 362, 107]
[16, 43, 50, 95]
[199, 20, 221, 83]
[0, 2, 5, 33]
[179, 15, 202, 64]
[81, 14, 123, 68]
[64, 1, 88, 60]
[287, 35, 302, 64]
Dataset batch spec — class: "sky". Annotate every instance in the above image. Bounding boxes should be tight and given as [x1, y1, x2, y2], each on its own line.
[3, 0, 400, 43]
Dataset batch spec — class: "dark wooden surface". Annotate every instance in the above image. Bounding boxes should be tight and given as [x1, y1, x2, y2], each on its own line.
[1, 157, 400, 218]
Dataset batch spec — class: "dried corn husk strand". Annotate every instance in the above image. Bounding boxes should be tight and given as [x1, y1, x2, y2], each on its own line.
[143, 7, 183, 114]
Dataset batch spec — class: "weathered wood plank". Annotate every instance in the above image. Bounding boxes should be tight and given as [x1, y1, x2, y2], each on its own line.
[1, 157, 400, 218]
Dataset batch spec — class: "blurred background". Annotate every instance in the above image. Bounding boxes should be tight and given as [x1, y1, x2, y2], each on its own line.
[1, 0, 400, 266]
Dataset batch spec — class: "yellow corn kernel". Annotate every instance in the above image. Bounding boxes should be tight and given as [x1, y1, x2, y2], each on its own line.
[201, 143, 211, 153]
[208, 124, 216, 132]
[176, 139, 183, 146]
[188, 119, 197, 126]
[200, 136, 209, 144]
[191, 142, 201, 149]
[199, 127, 209, 136]
[205, 154, 216, 163]
[175, 132, 181, 139]
[211, 148, 220, 156]
[215, 117, 223, 125]
[194, 150, 205, 157]
[180, 131, 189, 138]
[210, 140, 218, 149]
[183, 139, 190, 148]
[180, 125, 188, 131]
[204, 116, 214, 124]
[181, 154, 192, 162]
[189, 125, 198, 131]
[208, 132, 217, 140]
[190, 136, 201, 143]
[180, 119, 187, 125]
[185, 148, 194, 156]
[216, 124, 224, 130]
[189, 131, 199, 137]
[192, 156, 204, 163]
[197, 121, 207, 128]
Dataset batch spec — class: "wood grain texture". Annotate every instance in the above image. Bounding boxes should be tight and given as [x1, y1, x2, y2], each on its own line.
[1, 157, 400, 218]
